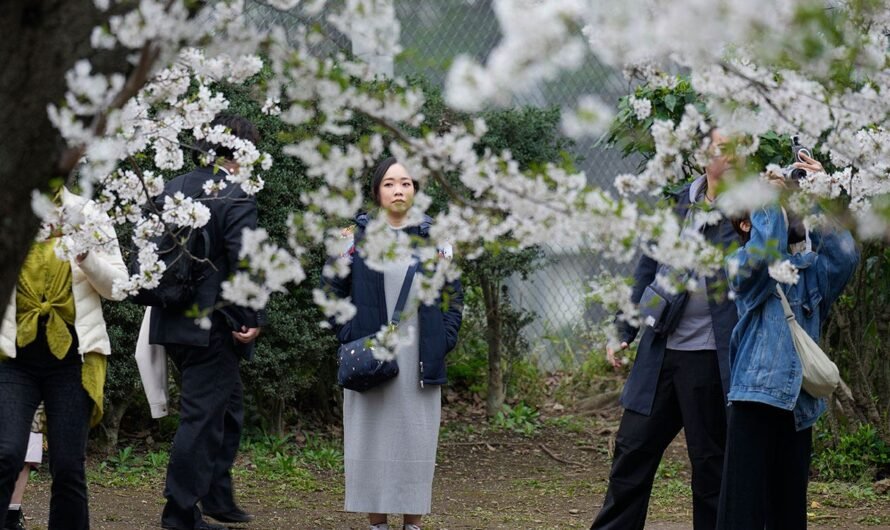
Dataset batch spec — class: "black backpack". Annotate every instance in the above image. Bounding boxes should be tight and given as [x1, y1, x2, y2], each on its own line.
[128, 179, 214, 310]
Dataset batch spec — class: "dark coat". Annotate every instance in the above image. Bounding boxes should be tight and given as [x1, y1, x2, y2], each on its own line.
[321, 213, 463, 386]
[616, 177, 740, 416]
[149, 167, 263, 356]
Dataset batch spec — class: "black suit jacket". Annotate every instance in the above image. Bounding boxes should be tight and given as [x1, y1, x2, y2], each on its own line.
[149, 167, 262, 349]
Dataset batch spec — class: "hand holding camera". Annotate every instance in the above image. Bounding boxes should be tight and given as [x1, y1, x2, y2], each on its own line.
[781, 135, 824, 180]
[771, 136, 824, 192]
[792, 151, 824, 174]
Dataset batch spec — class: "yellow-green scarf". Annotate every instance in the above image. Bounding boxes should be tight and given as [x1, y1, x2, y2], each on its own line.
[15, 239, 107, 426]
[16, 239, 75, 358]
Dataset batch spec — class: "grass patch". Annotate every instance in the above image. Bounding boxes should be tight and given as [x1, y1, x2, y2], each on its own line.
[544, 414, 593, 434]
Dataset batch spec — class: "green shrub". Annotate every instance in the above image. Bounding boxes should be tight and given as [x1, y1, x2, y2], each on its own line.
[506, 358, 548, 408]
[300, 435, 344, 471]
[493, 402, 541, 436]
[813, 423, 890, 482]
[446, 285, 488, 394]
[447, 285, 548, 407]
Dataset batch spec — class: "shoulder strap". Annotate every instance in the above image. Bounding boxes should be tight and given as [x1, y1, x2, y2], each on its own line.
[390, 259, 420, 325]
[775, 283, 796, 322]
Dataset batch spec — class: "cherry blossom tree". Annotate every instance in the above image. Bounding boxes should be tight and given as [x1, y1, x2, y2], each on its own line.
[3, 0, 888, 358]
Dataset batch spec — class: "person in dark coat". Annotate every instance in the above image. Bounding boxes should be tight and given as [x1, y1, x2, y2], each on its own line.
[321, 158, 462, 530]
[591, 130, 740, 530]
[151, 114, 265, 530]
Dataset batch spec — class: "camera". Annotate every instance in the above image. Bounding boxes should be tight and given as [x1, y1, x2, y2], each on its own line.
[781, 135, 811, 182]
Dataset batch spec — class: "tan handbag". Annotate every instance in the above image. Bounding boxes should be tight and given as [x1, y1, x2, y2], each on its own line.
[775, 284, 840, 398]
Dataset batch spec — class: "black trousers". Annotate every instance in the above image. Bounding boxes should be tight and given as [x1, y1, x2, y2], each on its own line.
[161, 320, 245, 529]
[0, 328, 92, 530]
[592, 349, 727, 530]
[716, 401, 812, 530]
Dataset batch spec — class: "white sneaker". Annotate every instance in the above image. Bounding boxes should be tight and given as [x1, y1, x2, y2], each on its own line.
[404, 525, 421, 530]
[370, 525, 390, 530]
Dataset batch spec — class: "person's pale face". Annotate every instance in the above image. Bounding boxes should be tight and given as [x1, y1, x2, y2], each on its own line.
[378, 163, 415, 215]
[706, 130, 732, 180]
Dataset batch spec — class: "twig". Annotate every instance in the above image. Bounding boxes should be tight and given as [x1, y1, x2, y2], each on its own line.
[60, 42, 162, 180]
[127, 155, 219, 272]
[539, 443, 582, 466]
[440, 441, 534, 447]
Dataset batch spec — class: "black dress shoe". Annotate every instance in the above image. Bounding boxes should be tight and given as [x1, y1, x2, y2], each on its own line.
[194, 520, 230, 530]
[203, 508, 255, 524]
[162, 519, 229, 530]
[4, 508, 25, 530]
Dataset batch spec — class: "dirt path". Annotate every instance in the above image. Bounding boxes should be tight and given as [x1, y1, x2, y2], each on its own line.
[18, 417, 890, 529]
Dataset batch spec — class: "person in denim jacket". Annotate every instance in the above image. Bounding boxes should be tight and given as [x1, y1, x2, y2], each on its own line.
[717, 157, 859, 529]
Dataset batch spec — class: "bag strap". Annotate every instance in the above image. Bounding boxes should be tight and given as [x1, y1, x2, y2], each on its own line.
[177, 173, 220, 263]
[390, 259, 420, 325]
[775, 284, 796, 323]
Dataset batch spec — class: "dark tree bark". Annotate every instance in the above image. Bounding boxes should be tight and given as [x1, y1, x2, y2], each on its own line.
[93, 391, 136, 456]
[481, 276, 505, 418]
[0, 2, 111, 309]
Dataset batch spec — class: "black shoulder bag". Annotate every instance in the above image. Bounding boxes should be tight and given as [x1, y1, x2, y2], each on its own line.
[638, 199, 700, 337]
[337, 260, 419, 392]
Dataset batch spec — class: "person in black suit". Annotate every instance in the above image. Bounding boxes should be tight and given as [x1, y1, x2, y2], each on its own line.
[151, 114, 264, 530]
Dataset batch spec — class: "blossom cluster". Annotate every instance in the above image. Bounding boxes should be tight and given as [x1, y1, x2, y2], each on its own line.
[37, 0, 890, 360]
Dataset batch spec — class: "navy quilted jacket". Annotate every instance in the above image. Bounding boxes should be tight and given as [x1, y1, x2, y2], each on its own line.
[321, 213, 463, 386]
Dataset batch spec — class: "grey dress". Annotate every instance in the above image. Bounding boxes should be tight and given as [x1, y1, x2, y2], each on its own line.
[343, 253, 442, 515]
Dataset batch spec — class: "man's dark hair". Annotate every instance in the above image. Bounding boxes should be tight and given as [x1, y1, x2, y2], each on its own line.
[192, 113, 260, 165]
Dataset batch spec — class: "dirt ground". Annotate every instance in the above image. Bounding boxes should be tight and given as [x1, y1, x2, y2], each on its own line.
[19, 412, 890, 530]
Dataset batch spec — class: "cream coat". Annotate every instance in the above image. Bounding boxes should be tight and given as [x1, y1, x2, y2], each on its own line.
[0, 188, 128, 359]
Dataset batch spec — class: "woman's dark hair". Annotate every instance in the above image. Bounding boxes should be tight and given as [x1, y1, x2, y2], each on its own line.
[731, 214, 752, 245]
[192, 113, 260, 165]
[370, 157, 418, 205]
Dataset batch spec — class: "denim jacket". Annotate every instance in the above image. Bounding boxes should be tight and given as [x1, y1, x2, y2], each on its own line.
[726, 205, 858, 430]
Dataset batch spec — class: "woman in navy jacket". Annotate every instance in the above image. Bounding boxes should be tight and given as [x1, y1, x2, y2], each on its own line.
[321, 158, 462, 530]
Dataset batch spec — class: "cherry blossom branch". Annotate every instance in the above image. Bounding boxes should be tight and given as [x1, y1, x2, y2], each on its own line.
[59, 42, 162, 179]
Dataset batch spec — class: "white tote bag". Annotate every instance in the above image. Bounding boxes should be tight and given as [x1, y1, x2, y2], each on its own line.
[775, 284, 840, 398]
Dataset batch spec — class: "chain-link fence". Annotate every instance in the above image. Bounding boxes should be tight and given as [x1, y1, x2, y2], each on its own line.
[243, 0, 641, 371]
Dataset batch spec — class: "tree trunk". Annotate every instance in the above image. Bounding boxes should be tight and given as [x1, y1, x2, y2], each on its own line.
[481, 276, 504, 418]
[92, 392, 135, 456]
[269, 397, 286, 436]
[0, 2, 112, 307]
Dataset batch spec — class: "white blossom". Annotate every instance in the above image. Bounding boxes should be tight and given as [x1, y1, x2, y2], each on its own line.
[30, 191, 57, 222]
[769, 260, 800, 285]
[161, 192, 211, 229]
[561, 94, 615, 138]
[629, 95, 652, 121]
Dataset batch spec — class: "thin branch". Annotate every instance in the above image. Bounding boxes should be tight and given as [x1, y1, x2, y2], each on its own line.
[126, 155, 219, 272]
[539, 443, 583, 466]
[60, 42, 163, 181]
